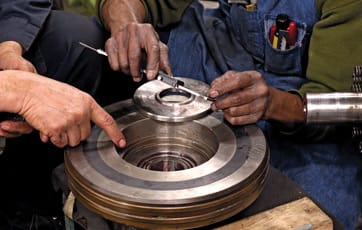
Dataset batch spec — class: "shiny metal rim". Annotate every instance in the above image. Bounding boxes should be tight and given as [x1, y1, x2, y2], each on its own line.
[133, 77, 213, 122]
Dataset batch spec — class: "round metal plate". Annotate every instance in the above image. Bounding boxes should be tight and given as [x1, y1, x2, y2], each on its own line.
[65, 99, 269, 229]
[133, 77, 213, 122]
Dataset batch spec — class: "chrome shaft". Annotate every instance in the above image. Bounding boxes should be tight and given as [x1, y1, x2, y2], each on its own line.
[305, 92, 362, 124]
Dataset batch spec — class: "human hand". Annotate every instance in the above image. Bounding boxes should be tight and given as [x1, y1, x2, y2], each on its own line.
[0, 41, 37, 72]
[0, 41, 37, 136]
[208, 71, 270, 125]
[3, 70, 126, 148]
[105, 23, 172, 82]
[0, 120, 33, 138]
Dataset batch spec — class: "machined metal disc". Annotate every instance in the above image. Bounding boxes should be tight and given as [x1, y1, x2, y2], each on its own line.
[64, 99, 269, 229]
[133, 77, 213, 122]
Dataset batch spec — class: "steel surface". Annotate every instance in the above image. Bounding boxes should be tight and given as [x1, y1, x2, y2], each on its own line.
[133, 77, 213, 122]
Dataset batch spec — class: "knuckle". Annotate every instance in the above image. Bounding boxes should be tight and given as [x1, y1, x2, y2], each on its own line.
[229, 94, 242, 105]
[150, 43, 160, 52]
[48, 124, 62, 133]
[225, 70, 237, 80]
[129, 52, 142, 62]
[254, 103, 265, 114]
[240, 72, 253, 84]
[102, 113, 115, 126]
[119, 63, 130, 73]
[227, 116, 239, 125]
[159, 43, 169, 53]
[141, 23, 154, 31]
[142, 23, 158, 35]
[260, 85, 269, 97]
[255, 71, 263, 79]
[110, 62, 120, 71]
[68, 142, 77, 147]
[51, 136, 65, 148]
[227, 107, 238, 116]
[125, 22, 138, 33]
[85, 94, 95, 106]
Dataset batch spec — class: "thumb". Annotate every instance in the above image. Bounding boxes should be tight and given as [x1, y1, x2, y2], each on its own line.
[90, 103, 126, 148]
[23, 59, 37, 73]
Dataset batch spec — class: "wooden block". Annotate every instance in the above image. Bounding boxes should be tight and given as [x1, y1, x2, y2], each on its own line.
[214, 197, 333, 230]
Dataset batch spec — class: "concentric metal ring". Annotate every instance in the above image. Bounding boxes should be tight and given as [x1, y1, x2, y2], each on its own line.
[133, 77, 213, 122]
[64, 99, 269, 229]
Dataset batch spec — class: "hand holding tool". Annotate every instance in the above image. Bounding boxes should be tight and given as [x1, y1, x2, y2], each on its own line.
[79, 42, 215, 102]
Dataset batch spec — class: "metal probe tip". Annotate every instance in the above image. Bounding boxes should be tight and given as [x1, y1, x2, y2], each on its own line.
[79, 42, 108, 56]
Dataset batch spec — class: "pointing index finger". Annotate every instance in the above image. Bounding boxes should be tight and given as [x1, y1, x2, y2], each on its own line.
[90, 102, 126, 148]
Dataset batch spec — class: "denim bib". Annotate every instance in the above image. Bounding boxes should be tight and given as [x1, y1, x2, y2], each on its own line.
[167, 0, 318, 90]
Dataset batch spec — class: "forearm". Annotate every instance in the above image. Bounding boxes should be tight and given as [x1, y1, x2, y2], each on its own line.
[101, 0, 146, 33]
[99, 0, 192, 31]
[264, 87, 305, 127]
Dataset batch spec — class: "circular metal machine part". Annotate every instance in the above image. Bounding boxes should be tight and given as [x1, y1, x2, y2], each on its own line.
[64, 78, 269, 229]
[133, 77, 213, 122]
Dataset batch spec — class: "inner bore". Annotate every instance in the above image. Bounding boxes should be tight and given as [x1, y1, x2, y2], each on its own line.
[156, 88, 193, 105]
[136, 151, 198, 171]
[117, 119, 219, 172]
[119, 139, 215, 172]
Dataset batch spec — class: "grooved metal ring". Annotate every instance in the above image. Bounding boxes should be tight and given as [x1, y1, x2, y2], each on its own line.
[65, 98, 269, 229]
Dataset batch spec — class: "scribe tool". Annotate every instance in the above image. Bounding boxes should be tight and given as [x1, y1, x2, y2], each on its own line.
[79, 42, 108, 56]
[79, 42, 215, 102]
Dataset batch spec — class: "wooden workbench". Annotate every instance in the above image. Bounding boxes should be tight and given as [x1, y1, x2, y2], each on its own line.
[215, 197, 332, 229]
[200, 166, 342, 230]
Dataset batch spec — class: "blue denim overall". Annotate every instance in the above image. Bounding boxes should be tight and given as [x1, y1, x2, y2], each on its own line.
[167, 1, 362, 229]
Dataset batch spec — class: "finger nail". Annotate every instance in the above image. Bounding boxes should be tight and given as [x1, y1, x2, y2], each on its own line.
[147, 70, 155, 80]
[0, 124, 9, 130]
[133, 76, 142, 82]
[209, 90, 219, 98]
[119, 139, 126, 148]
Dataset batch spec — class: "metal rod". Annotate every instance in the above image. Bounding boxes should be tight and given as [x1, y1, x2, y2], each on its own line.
[305, 92, 362, 124]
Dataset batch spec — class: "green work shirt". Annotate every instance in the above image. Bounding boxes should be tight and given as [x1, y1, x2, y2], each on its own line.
[300, 0, 362, 95]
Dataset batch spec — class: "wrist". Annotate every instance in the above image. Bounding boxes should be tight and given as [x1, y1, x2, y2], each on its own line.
[262, 87, 279, 120]
[102, 0, 146, 33]
[263, 87, 305, 125]
[0, 70, 28, 114]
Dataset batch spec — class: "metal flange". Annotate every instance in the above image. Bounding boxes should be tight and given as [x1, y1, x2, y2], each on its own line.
[65, 97, 269, 229]
[133, 77, 213, 122]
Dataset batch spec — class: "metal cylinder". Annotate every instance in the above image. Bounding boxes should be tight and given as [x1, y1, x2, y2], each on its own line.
[305, 92, 362, 124]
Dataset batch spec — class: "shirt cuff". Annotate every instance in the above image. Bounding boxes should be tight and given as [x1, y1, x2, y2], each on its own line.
[0, 17, 40, 51]
[96, 0, 108, 27]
